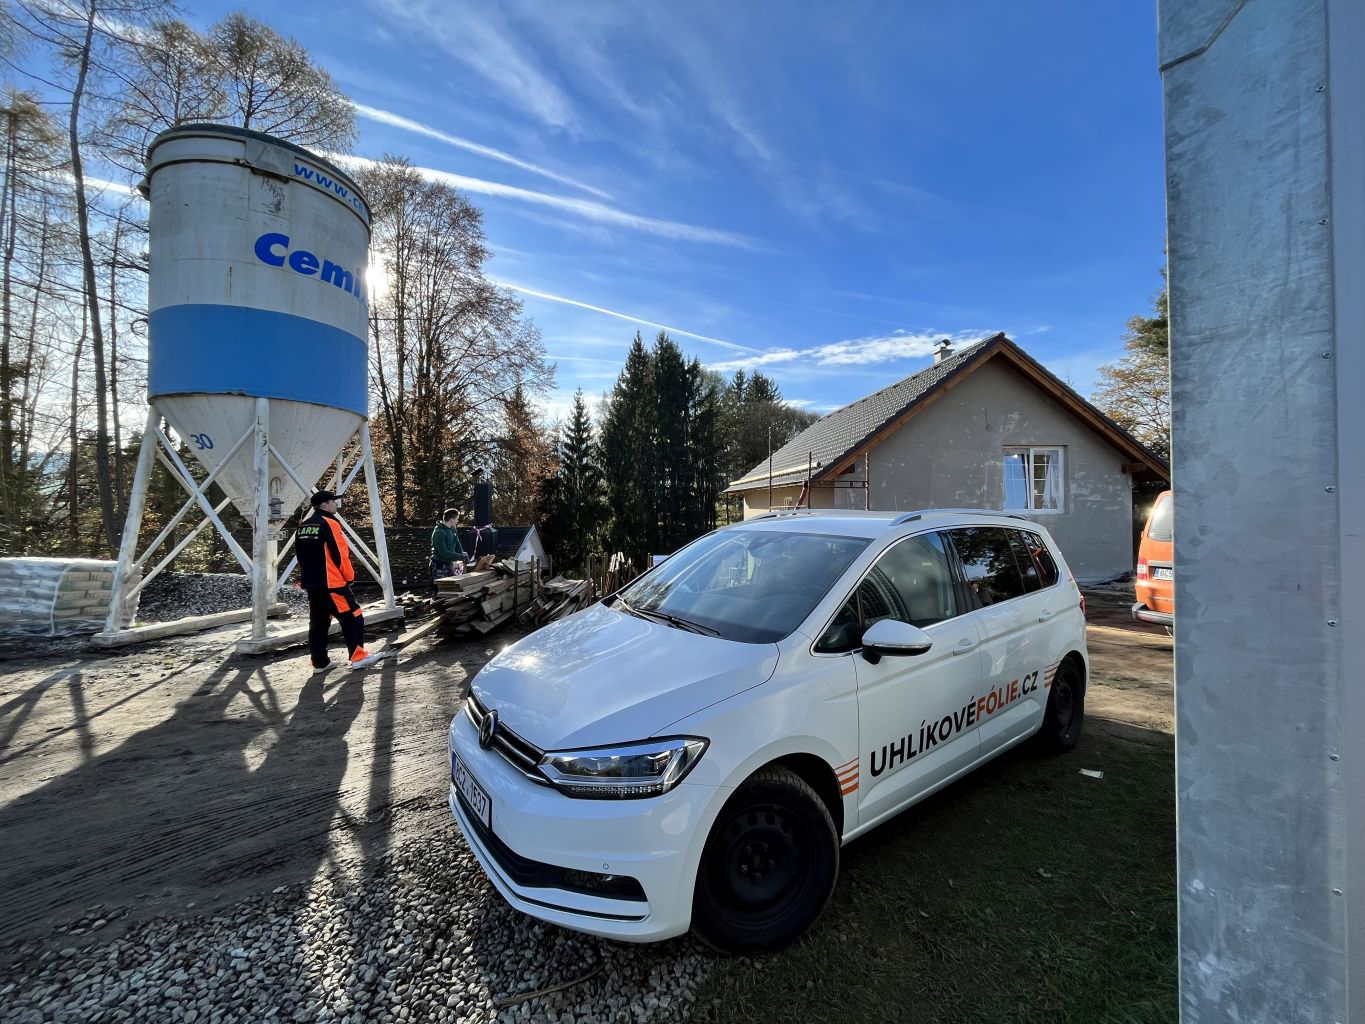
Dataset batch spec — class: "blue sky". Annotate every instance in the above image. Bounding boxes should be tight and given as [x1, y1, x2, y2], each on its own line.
[187, 0, 1168, 421]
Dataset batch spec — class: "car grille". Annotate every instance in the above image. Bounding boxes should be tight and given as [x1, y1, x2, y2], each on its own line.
[466, 693, 550, 785]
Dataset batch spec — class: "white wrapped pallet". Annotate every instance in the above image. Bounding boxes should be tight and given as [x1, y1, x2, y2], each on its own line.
[0, 558, 138, 638]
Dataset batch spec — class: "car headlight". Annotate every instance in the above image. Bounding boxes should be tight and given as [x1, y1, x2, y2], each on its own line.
[537, 737, 708, 799]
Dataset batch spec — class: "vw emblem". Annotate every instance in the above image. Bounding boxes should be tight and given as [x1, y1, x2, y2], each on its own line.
[479, 709, 499, 750]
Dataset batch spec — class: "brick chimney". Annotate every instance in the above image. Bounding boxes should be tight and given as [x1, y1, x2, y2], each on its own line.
[933, 338, 954, 364]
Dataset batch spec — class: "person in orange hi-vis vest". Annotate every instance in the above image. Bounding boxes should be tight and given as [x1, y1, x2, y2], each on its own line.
[296, 490, 383, 672]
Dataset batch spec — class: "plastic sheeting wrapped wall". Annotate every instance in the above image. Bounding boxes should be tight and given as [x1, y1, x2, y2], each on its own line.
[0, 558, 137, 638]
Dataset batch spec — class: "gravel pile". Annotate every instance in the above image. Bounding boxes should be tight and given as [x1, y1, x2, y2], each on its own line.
[137, 573, 310, 623]
[0, 823, 714, 1024]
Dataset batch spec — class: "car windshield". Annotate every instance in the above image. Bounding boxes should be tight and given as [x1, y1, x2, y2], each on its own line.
[616, 529, 870, 644]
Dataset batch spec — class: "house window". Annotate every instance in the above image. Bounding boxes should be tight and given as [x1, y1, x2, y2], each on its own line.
[1003, 447, 1065, 512]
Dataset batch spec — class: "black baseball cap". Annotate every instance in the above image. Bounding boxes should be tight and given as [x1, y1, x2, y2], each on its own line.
[311, 489, 340, 507]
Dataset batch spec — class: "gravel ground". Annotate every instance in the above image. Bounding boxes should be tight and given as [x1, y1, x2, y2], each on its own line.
[136, 572, 311, 622]
[0, 821, 713, 1024]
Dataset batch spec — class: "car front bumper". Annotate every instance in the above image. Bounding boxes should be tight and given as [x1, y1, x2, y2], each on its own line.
[1132, 601, 1173, 627]
[447, 711, 720, 943]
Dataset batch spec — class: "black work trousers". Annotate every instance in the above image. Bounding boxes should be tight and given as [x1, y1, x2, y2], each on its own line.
[306, 586, 365, 667]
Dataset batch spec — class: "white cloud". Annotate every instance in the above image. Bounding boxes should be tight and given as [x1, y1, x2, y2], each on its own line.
[812, 332, 947, 366]
[708, 330, 985, 373]
[706, 349, 803, 371]
[79, 175, 142, 200]
[497, 281, 761, 355]
[352, 103, 610, 199]
[329, 153, 757, 249]
[373, 0, 578, 131]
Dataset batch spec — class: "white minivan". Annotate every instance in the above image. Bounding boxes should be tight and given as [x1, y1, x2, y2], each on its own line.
[448, 509, 1088, 951]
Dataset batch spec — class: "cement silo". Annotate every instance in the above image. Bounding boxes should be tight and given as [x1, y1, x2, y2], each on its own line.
[100, 124, 399, 648]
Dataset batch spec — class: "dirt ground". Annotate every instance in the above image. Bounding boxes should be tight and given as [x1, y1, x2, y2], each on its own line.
[0, 598, 1172, 965]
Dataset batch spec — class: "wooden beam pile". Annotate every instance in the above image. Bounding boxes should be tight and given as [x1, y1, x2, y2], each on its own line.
[431, 560, 537, 636]
[517, 576, 594, 627]
[394, 559, 598, 646]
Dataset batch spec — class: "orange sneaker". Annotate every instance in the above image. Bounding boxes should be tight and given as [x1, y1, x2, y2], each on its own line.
[349, 648, 384, 670]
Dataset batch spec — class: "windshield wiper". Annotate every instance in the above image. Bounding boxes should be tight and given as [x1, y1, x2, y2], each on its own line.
[634, 607, 723, 637]
[612, 595, 722, 637]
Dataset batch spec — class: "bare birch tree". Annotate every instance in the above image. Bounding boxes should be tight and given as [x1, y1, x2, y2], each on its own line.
[361, 157, 551, 526]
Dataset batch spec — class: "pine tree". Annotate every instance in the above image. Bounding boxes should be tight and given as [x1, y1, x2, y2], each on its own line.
[600, 334, 657, 562]
[540, 389, 607, 571]
[721, 371, 818, 483]
[686, 360, 723, 537]
[652, 332, 691, 553]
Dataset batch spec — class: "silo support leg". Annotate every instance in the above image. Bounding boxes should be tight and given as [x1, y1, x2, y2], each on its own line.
[103, 417, 159, 634]
[250, 398, 275, 643]
[361, 423, 396, 610]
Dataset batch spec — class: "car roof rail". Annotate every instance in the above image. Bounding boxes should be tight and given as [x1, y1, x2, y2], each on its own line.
[892, 508, 1031, 525]
[751, 508, 896, 521]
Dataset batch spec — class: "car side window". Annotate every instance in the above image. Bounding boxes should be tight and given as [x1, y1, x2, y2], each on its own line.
[1007, 530, 1042, 592]
[814, 595, 861, 654]
[1021, 531, 1060, 588]
[859, 533, 958, 628]
[814, 533, 959, 653]
[948, 527, 1028, 608]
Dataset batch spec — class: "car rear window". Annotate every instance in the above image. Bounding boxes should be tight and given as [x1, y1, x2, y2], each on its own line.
[1023, 533, 1061, 587]
[947, 527, 1029, 608]
[1006, 530, 1042, 593]
[1147, 495, 1173, 542]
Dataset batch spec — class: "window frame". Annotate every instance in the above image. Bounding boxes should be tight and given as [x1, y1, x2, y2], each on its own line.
[1003, 445, 1066, 514]
[810, 529, 962, 657]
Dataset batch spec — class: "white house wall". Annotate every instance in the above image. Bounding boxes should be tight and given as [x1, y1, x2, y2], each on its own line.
[863, 358, 1134, 581]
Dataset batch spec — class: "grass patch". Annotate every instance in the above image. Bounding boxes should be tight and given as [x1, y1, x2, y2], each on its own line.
[693, 724, 1176, 1024]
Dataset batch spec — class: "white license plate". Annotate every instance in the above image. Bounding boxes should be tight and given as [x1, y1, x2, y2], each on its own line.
[452, 752, 492, 830]
[1153, 567, 1173, 580]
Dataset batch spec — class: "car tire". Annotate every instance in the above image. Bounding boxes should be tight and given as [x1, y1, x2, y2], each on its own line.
[1038, 659, 1085, 753]
[692, 766, 839, 953]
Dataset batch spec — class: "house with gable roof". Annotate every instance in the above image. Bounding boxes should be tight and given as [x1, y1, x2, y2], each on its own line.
[723, 333, 1169, 582]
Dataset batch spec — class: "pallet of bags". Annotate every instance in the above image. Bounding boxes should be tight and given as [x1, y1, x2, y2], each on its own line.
[0, 558, 138, 638]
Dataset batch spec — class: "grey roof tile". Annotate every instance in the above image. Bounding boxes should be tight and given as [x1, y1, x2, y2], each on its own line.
[726, 335, 1001, 492]
[726, 331, 1168, 494]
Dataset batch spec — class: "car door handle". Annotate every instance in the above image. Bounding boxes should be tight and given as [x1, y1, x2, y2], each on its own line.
[1037, 609, 1057, 623]
[951, 638, 979, 656]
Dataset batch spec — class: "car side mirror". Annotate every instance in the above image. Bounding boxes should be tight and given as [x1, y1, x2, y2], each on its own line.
[861, 619, 933, 663]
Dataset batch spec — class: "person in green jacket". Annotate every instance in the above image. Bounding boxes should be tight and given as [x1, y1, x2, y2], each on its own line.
[430, 508, 468, 584]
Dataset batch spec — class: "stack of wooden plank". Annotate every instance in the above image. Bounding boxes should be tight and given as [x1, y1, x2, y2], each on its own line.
[394, 559, 596, 648]
[430, 560, 535, 636]
[517, 575, 595, 627]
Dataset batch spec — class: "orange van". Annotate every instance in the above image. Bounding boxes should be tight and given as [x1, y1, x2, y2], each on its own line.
[1132, 489, 1173, 628]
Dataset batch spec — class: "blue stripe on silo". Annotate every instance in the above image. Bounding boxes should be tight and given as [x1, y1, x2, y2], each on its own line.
[148, 304, 368, 416]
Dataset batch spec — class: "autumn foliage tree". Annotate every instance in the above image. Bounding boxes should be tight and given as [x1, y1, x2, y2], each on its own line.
[1093, 287, 1171, 461]
[490, 382, 555, 524]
